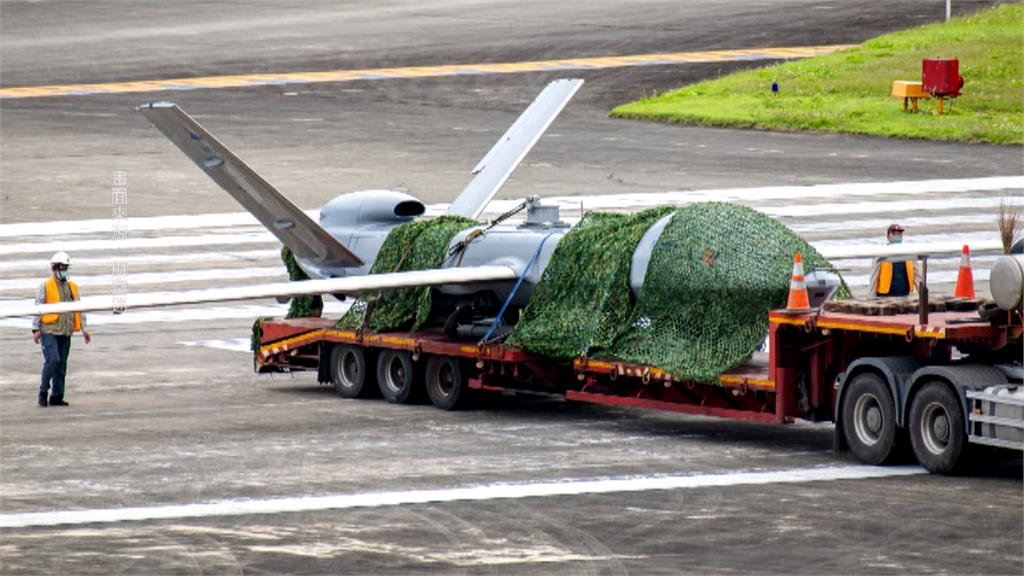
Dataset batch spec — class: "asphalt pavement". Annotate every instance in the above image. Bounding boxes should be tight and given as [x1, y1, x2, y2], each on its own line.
[1, 1, 1021, 574]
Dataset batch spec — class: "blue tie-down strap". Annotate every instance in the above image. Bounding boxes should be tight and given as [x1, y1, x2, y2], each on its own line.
[480, 232, 556, 344]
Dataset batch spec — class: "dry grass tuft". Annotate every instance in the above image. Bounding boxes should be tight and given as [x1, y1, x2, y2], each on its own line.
[997, 199, 1023, 254]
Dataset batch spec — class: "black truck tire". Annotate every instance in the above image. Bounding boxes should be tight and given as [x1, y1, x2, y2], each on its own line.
[425, 355, 469, 410]
[909, 381, 966, 474]
[377, 349, 419, 404]
[842, 372, 899, 465]
[330, 344, 372, 398]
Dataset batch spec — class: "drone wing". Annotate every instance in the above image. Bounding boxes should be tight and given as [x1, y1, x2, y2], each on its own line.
[137, 102, 363, 268]
[446, 78, 583, 220]
[0, 266, 516, 318]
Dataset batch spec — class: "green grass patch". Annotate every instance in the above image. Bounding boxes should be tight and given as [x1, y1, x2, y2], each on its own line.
[611, 4, 1023, 145]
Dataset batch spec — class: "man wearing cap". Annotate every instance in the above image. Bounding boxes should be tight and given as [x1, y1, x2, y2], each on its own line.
[32, 252, 91, 407]
[869, 224, 918, 298]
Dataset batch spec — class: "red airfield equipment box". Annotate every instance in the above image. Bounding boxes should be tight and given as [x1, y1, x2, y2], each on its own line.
[922, 58, 964, 97]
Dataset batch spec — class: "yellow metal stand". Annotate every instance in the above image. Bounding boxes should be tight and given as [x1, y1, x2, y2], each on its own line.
[892, 81, 929, 114]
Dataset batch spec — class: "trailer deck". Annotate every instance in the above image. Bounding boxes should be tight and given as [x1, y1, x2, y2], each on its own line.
[254, 299, 1021, 473]
[256, 307, 1018, 423]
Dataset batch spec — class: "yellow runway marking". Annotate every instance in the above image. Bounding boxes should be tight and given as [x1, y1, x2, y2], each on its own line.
[0, 45, 854, 99]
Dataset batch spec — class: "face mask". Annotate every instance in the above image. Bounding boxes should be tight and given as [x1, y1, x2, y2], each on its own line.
[889, 237, 903, 245]
[57, 269, 69, 281]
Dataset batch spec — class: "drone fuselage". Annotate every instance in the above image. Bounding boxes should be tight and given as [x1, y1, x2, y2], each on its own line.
[304, 189, 671, 312]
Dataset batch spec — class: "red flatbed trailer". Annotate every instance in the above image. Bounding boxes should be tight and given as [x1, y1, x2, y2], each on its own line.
[255, 305, 1022, 473]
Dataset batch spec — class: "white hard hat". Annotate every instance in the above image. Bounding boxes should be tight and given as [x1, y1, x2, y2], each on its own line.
[50, 251, 70, 266]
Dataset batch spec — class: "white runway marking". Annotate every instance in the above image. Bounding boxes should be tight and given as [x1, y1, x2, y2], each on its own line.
[844, 268, 990, 287]
[0, 175, 1009, 327]
[0, 249, 279, 273]
[787, 213, 996, 233]
[831, 254, 998, 269]
[814, 232, 1002, 258]
[0, 232, 275, 256]
[0, 265, 285, 292]
[559, 201, 1011, 231]
[0, 176, 1017, 238]
[0, 465, 924, 528]
[757, 196, 1011, 218]
[437, 175, 1023, 216]
[0, 211, 289, 238]
[0, 301, 351, 329]
[0, 222, 1001, 267]
[179, 338, 252, 353]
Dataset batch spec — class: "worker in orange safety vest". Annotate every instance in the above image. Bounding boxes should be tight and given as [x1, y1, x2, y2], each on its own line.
[32, 252, 91, 407]
[869, 224, 919, 298]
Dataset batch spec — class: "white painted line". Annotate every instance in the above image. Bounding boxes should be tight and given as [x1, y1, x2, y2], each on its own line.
[831, 254, 998, 270]
[0, 211, 284, 238]
[0, 211, 1002, 263]
[179, 338, 252, 353]
[0, 214, 992, 274]
[0, 266, 515, 318]
[0, 249, 280, 273]
[426, 175, 1024, 216]
[758, 197, 1010, 219]
[0, 232, 275, 256]
[0, 465, 924, 528]
[817, 238, 1002, 260]
[0, 291, 348, 311]
[542, 198, 1011, 221]
[814, 230, 1000, 252]
[0, 224, 997, 264]
[0, 266, 286, 292]
[1, 176, 1018, 238]
[787, 214, 996, 234]
[0, 301, 351, 329]
[844, 268, 990, 287]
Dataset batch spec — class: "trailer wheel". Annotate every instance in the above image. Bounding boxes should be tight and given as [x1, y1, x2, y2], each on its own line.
[330, 345, 372, 398]
[909, 381, 966, 474]
[842, 372, 898, 465]
[377, 349, 419, 404]
[426, 356, 468, 410]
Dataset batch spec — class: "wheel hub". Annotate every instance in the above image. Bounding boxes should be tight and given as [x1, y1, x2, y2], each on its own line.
[930, 411, 950, 443]
[386, 358, 406, 392]
[865, 405, 882, 433]
[342, 354, 359, 384]
[921, 402, 951, 455]
[853, 393, 884, 446]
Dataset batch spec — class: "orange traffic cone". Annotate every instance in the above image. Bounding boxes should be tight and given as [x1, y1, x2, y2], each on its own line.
[954, 244, 975, 298]
[786, 252, 812, 311]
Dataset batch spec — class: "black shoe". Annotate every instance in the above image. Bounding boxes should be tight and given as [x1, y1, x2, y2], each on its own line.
[38, 396, 47, 407]
[49, 396, 69, 407]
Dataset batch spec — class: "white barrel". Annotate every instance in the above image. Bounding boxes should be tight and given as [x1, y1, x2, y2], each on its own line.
[990, 254, 1024, 311]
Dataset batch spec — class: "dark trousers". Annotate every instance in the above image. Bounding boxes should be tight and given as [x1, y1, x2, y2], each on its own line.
[40, 333, 71, 400]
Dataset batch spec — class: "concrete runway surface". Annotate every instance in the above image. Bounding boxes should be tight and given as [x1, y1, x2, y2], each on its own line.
[1, 1, 1021, 574]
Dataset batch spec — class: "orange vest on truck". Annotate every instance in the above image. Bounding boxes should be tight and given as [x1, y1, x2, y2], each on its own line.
[876, 260, 915, 296]
[40, 277, 82, 332]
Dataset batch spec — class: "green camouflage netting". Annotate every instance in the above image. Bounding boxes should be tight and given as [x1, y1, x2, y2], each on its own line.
[505, 207, 674, 357]
[251, 247, 321, 352]
[250, 316, 267, 353]
[336, 215, 478, 332]
[510, 202, 848, 383]
[281, 246, 323, 319]
[268, 201, 845, 383]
